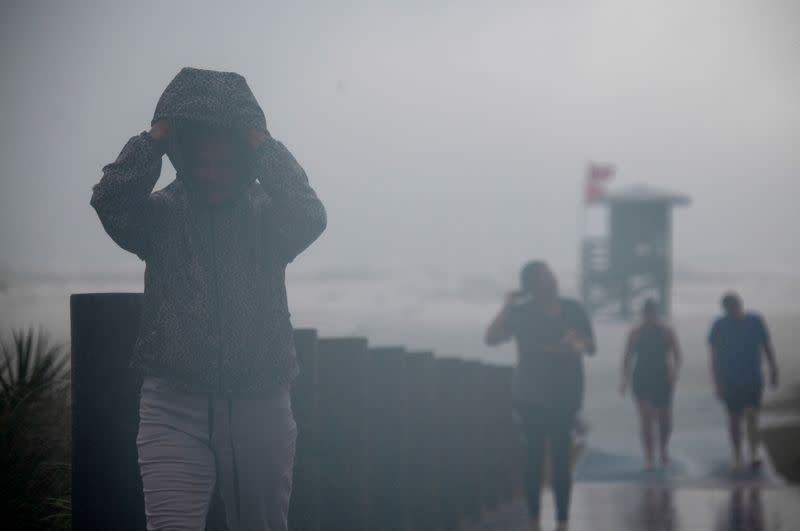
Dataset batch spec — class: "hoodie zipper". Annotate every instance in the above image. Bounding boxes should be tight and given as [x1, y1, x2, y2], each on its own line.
[208, 208, 242, 526]
[208, 207, 224, 394]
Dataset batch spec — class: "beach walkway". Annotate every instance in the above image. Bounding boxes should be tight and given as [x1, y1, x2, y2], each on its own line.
[463, 482, 800, 531]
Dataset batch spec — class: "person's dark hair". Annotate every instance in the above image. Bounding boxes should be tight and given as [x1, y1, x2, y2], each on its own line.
[178, 123, 241, 156]
[642, 297, 659, 316]
[721, 292, 741, 312]
[520, 261, 548, 293]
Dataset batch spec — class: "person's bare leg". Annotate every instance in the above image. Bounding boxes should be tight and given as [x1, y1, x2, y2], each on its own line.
[637, 401, 655, 469]
[728, 411, 744, 468]
[657, 406, 673, 466]
[743, 407, 761, 466]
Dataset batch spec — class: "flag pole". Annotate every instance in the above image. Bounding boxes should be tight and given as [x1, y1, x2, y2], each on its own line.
[578, 162, 588, 304]
[580, 162, 615, 310]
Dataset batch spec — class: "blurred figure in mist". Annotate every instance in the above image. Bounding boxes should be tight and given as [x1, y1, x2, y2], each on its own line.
[485, 261, 595, 531]
[626, 487, 676, 531]
[620, 298, 682, 469]
[709, 293, 779, 470]
[715, 488, 765, 531]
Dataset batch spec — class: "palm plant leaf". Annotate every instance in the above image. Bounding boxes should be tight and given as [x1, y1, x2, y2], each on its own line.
[0, 328, 68, 410]
[0, 327, 71, 529]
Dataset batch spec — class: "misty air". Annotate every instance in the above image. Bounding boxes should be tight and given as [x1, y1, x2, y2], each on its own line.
[1, 2, 799, 530]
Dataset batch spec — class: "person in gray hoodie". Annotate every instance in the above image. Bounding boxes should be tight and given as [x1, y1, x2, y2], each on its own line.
[91, 67, 326, 531]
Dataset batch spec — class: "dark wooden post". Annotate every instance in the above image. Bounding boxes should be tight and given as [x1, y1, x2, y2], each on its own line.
[404, 351, 437, 531]
[289, 329, 320, 531]
[316, 337, 370, 531]
[366, 346, 410, 531]
[496, 366, 520, 499]
[481, 364, 511, 508]
[70, 293, 146, 531]
[432, 357, 469, 531]
[462, 361, 487, 522]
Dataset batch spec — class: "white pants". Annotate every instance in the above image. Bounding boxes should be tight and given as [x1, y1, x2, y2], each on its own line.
[136, 377, 297, 531]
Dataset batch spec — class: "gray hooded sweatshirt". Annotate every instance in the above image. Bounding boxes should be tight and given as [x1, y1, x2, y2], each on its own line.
[91, 67, 326, 394]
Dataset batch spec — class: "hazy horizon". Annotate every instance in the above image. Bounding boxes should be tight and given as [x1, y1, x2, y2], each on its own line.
[2, 0, 798, 277]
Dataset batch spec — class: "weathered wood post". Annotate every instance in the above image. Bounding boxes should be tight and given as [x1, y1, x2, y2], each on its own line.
[70, 293, 146, 531]
[289, 328, 321, 531]
[405, 350, 437, 531]
[316, 337, 370, 531]
[366, 346, 411, 531]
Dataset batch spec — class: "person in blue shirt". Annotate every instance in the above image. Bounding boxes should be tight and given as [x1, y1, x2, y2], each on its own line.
[709, 293, 779, 469]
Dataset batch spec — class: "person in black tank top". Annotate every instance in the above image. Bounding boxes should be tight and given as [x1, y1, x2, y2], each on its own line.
[620, 298, 682, 469]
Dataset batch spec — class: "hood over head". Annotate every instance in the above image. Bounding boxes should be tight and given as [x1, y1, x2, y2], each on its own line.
[152, 67, 268, 185]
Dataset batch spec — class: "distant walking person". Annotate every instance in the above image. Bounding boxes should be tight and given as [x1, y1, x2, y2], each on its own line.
[91, 68, 326, 530]
[485, 261, 595, 531]
[709, 293, 779, 470]
[620, 298, 682, 469]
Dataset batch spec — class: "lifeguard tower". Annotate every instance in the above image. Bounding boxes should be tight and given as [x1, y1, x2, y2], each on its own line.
[580, 184, 690, 317]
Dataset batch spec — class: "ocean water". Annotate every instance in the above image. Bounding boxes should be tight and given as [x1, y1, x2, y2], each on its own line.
[2, 266, 799, 483]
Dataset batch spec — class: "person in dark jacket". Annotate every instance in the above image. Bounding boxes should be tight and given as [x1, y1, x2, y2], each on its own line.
[620, 298, 682, 469]
[91, 67, 326, 531]
[485, 261, 595, 531]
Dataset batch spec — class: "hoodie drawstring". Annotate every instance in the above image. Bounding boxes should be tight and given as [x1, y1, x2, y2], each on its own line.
[228, 394, 242, 528]
[207, 393, 242, 530]
[208, 394, 215, 443]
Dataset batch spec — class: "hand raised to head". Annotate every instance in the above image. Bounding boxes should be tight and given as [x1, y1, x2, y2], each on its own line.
[148, 119, 172, 142]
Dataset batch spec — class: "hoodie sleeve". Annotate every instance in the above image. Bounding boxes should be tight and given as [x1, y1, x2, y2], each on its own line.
[256, 139, 327, 264]
[90, 133, 163, 260]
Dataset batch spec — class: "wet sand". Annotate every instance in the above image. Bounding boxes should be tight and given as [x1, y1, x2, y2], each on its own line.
[463, 482, 800, 531]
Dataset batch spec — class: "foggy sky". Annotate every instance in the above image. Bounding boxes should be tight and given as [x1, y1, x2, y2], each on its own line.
[1, 0, 798, 277]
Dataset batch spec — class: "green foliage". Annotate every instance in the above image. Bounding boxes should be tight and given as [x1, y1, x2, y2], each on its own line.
[0, 328, 71, 530]
[0, 328, 68, 410]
